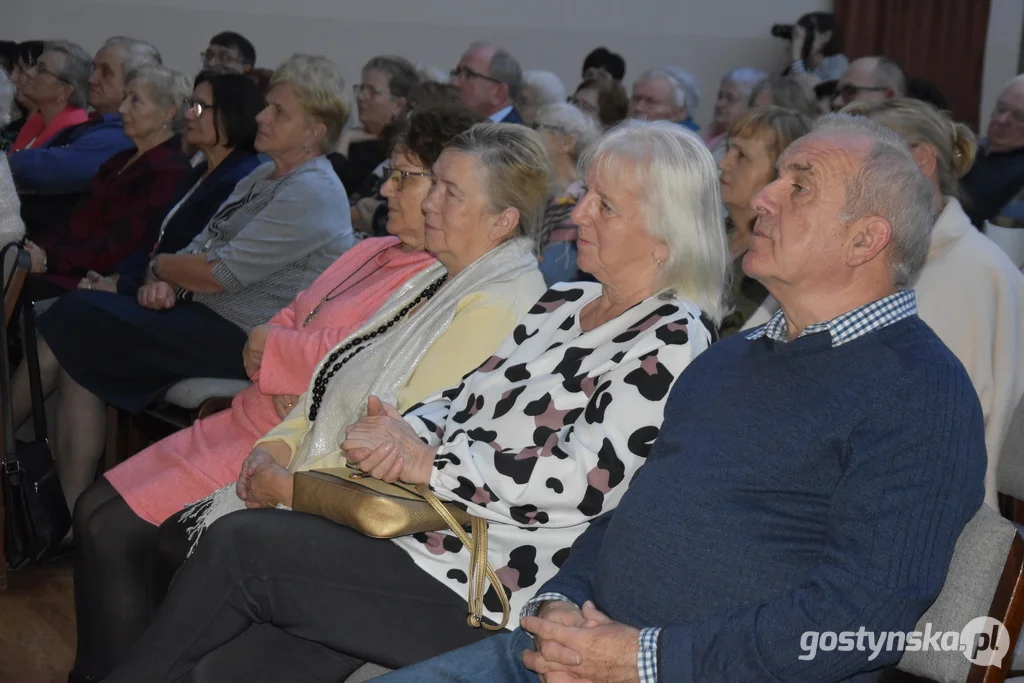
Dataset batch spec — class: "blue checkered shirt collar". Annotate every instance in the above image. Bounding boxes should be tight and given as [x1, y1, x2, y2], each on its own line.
[746, 290, 918, 347]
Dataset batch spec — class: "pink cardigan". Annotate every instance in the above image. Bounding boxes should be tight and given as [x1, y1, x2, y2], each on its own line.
[106, 237, 436, 524]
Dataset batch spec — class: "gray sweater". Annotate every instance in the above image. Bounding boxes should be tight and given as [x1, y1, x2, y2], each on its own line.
[187, 156, 354, 331]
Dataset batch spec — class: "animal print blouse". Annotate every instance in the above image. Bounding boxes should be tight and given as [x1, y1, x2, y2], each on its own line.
[391, 282, 713, 627]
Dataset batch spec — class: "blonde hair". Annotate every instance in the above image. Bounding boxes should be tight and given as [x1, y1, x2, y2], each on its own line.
[728, 106, 813, 166]
[271, 54, 351, 153]
[580, 120, 730, 321]
[444, 122, 550, 240]
[842, 97, 976, 198]
[126, 66, 193, 134]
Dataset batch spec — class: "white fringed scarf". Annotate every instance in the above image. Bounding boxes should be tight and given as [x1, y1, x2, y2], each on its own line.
[181, 237, 539, 548]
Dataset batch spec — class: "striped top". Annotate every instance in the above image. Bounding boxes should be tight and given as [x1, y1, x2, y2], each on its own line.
[187, 157, 354, 331]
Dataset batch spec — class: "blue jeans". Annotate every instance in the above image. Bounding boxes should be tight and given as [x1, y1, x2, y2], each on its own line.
[375, 629, 541, 683]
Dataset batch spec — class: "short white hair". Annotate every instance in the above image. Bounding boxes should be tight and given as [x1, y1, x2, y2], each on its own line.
[810, 113, 936, 287]
[638, 66, 701, 113]
[579, 120, 730, 320]
[723, 67, 767, 94]
[535, 102, 600, 162]
[127, 66, 193, 134]
[102, 36, 162, 75]
[522, 70, 567, 107]
[417, 65, 450, 83]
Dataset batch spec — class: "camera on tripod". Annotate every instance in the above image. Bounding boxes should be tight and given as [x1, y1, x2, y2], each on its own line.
[771, 24, 795, 40]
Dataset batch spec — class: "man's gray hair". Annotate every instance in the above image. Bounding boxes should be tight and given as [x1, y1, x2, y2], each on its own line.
[470, 42, 522, 100]
[867, 56, 907, 96]
[578, 120, 730, 320]
[43, 40, 92, 109]
[102, 36, 162, 76]
[813, 113, 935, 287]
[639, 66, 701, 113]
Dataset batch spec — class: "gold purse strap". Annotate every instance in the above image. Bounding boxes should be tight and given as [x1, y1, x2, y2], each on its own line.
[420, 487, 511, 631]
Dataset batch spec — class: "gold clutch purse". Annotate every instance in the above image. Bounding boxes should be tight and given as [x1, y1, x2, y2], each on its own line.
[293, 465, 510, 630]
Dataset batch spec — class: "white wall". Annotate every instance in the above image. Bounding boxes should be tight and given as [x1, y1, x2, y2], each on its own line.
[8, 0, 831, 126]
[980, 0, 1024, 135]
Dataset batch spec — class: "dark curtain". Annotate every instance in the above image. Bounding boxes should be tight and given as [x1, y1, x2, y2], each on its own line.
[834, 0, 992, 130]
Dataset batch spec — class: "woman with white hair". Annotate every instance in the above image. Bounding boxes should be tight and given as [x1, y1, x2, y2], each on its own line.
[0, 68, 25, 257]
[628, 65, 701, 131]
[516, 69, 567, 126]
[105, 120, 728, 683]
[703, 67, 767, 161]
[533, 102, 600, 284]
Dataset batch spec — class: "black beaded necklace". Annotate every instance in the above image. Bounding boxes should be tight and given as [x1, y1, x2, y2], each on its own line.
[308, 273, 449, 421]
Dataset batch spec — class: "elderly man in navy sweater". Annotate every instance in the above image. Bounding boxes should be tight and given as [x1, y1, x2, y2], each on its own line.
[377, 114, 987, 682]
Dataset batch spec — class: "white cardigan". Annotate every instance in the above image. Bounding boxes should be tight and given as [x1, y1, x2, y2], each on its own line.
[0, 156, 24, 276]
[743, 198, 1024, 507]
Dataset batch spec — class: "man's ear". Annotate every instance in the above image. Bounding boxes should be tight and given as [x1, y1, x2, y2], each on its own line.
[846, 215, 892, 268]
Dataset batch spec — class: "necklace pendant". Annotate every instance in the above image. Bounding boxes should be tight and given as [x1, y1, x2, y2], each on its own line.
[304, 307, 320, 327]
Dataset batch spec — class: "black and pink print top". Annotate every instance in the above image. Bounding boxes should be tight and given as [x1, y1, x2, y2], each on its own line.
[392, 281, 713, 627]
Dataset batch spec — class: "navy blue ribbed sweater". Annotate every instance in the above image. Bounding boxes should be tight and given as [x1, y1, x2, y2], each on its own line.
[540, 316, 986, 682]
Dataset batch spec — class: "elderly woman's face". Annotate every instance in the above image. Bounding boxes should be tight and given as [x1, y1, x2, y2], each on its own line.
[718, 133, 776, 212]
[184, 82, 220, 150]
[420, 149, 513, 274]
[356, 67, 402, 135]
[714, 81, 751, 129]
[255, 83, 321, 160]
[379, 146, 431, 252]
[118, 79, 174, 144]
[21, 50, 70, 109]
[571, 159, 667, 288]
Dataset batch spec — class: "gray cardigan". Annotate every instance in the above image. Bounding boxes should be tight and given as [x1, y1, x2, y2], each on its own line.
[186, 156, 354, 331]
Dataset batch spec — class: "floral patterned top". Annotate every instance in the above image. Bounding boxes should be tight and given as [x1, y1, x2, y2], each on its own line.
[391, 281, 714, 627]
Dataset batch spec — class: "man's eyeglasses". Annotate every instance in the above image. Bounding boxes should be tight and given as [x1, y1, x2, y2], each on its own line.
[832, 84, 889, 102]
[185, 97, 216, 118]
[353, 83, 391, 99]
[28, 62, 71, 86]
[382, 165, 433, 191]
[449, 66, 502, 85]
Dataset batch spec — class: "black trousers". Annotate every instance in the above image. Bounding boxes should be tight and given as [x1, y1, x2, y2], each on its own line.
[105, 508, 502, 683]
[71, 479, 193, 678]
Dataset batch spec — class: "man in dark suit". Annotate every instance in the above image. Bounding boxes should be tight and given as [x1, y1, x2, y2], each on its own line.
[450, 42, 523, 124]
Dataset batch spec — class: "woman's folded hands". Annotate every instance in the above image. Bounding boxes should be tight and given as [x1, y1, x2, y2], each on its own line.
[341, 396, 436, 485]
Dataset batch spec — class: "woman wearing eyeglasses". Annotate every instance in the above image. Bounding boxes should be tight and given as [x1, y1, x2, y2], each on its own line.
[7, 40, 90, 154]
[330, 55, 420, 198]
[72, 71, 265, 295]
[61, 105, 521, 683]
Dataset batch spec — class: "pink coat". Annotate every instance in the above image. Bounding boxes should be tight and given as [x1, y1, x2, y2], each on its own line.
[105, 237, 436, 525]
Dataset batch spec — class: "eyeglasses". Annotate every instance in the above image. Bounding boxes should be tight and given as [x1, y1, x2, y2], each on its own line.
[449, 66, 502, 85]
[27, 62, 71, 86]
[353, 83, 391, 99]
[200, 49, 241, 67]
[184, 97, 216, 118]
[832, 84, 889, 101]
[382, 165, 432, 191]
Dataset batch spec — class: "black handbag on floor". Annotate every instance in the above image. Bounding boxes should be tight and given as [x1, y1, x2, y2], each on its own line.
[1, 244, 71, 569]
